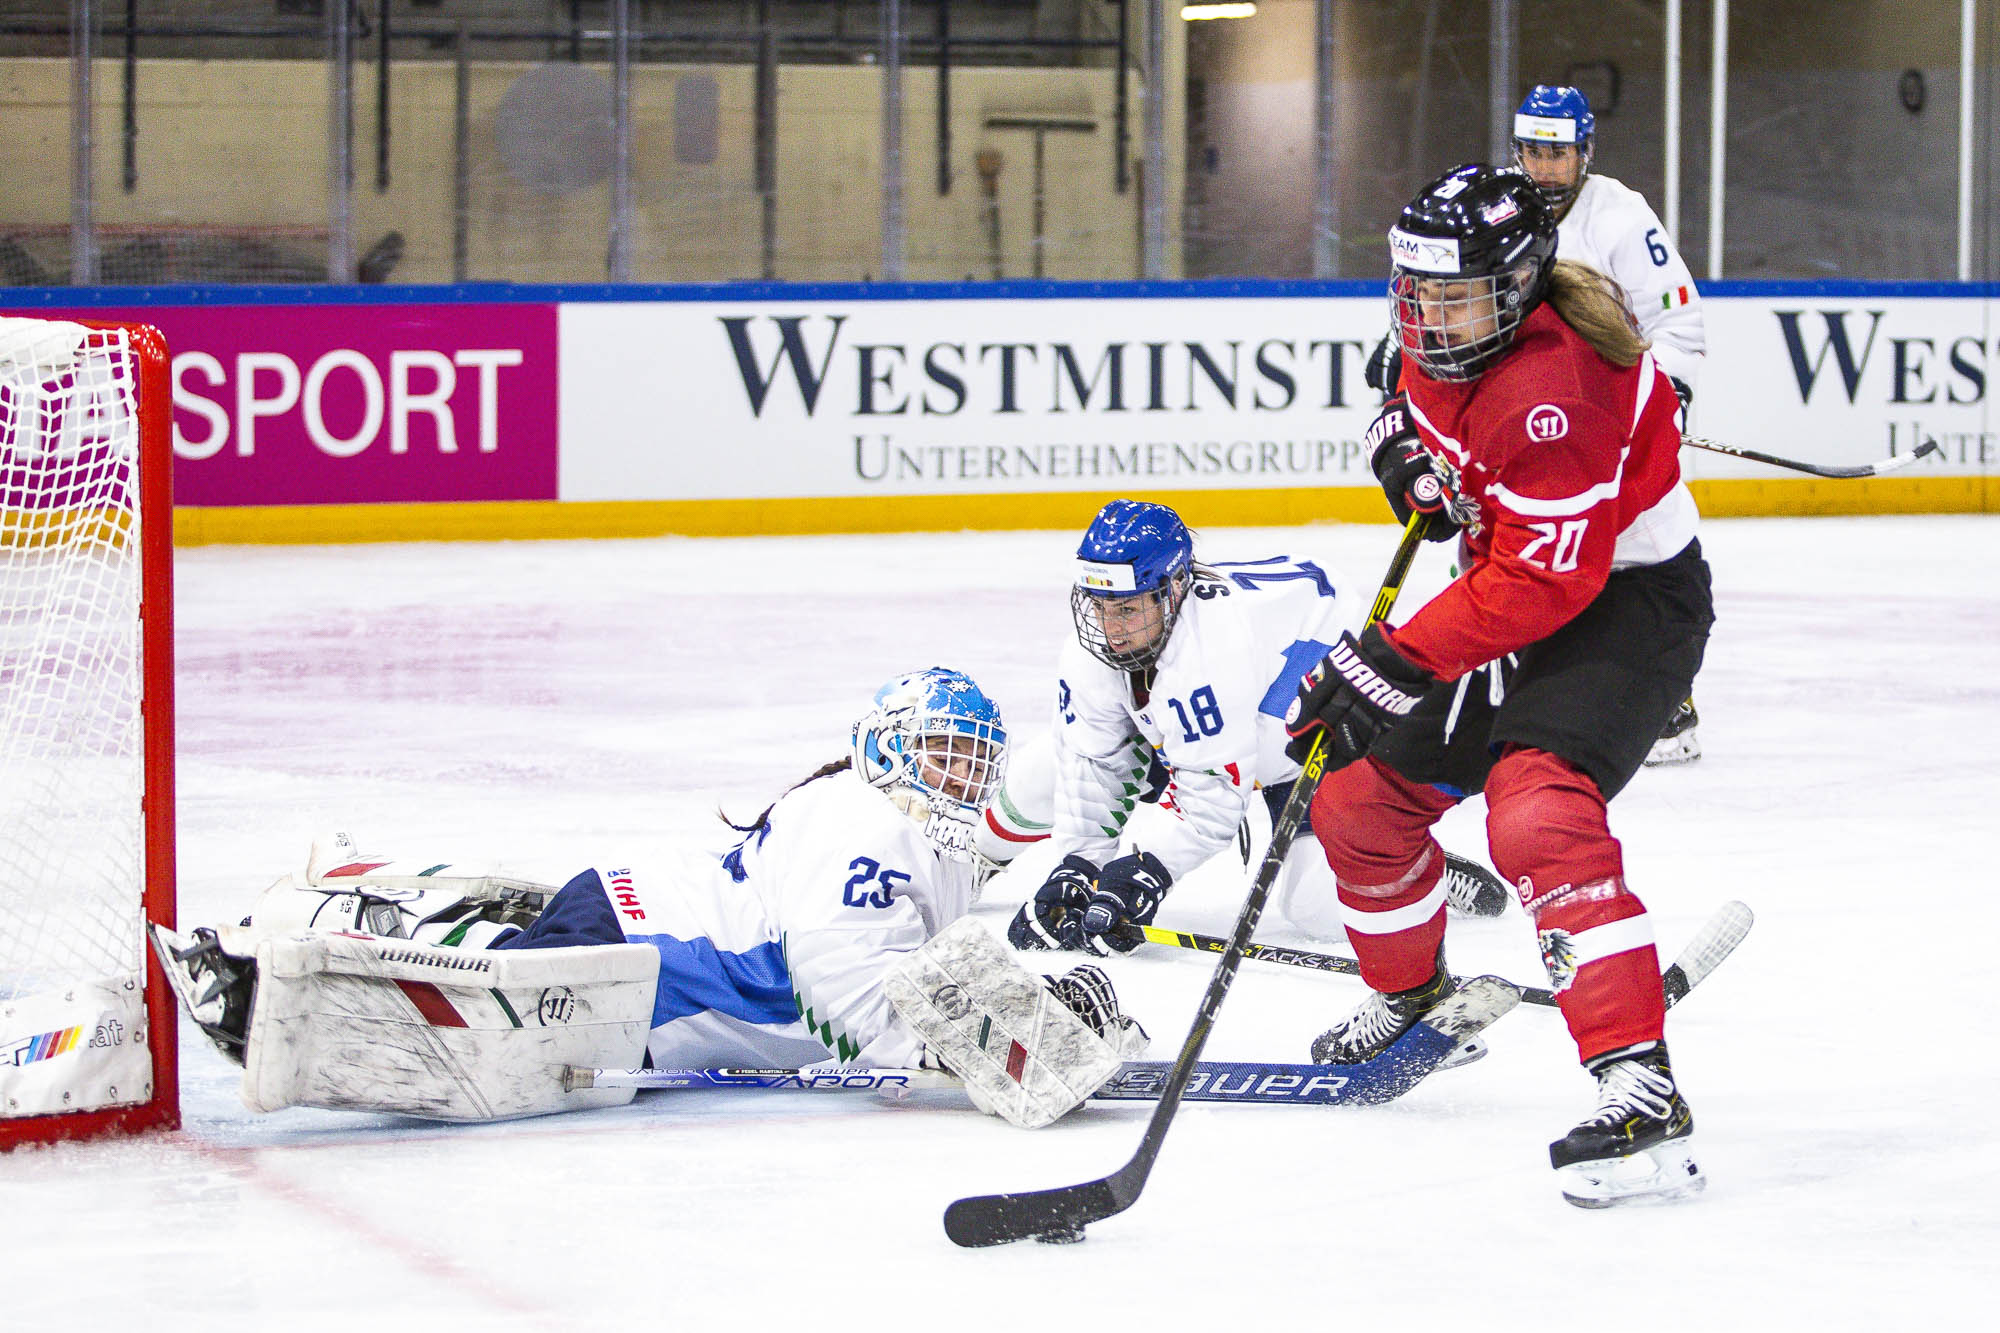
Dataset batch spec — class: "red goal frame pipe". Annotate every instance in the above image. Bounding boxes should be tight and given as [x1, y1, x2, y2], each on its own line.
[1, 322, 179, 1149]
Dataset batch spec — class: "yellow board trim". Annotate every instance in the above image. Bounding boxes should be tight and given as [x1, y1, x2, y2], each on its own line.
[171, 476, 2000, 546]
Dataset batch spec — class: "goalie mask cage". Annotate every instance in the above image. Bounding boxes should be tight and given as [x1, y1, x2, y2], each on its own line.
[0, 315, 176, 1149]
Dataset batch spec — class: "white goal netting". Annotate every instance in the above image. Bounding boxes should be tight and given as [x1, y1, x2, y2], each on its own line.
[0, 316, 156, 1122]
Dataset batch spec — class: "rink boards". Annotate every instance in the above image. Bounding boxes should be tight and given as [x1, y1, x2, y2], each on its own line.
[4, 279, 1997, 542]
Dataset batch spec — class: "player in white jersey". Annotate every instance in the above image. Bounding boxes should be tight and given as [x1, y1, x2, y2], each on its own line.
[153, 668, 1148, 1127]
[1510, 84, 1705, 403]
[1511, 84, 1705, 767]
[976, 500, 1506, 958]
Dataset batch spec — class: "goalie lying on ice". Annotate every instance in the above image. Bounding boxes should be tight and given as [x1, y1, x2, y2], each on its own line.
[152, 667, 1148, 1129]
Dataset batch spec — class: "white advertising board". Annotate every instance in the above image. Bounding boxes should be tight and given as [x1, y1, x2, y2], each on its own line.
[558, 287, 1994, 504]
[558, 295, 1395, 501]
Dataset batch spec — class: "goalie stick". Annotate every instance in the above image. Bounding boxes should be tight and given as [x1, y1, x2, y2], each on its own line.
[1122, 898, 1754, 1013]
[566, 983, 1518, 1108]
[1681, 432, 1940, 479]
[943, 513, 1434, 1250]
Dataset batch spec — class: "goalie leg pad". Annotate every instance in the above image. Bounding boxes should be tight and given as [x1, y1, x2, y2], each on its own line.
[884, 918, 1127, 1129]
[241, 934, 659, 1122]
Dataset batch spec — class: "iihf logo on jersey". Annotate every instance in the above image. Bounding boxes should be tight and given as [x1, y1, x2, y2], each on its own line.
[1538, 929, 1581, 993]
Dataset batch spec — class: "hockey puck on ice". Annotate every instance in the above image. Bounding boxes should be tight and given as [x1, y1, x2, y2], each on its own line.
[1034, 1226, 1086, 1245]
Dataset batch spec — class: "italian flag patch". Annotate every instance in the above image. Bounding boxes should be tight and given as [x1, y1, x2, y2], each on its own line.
[1661, 285, 1695, 309]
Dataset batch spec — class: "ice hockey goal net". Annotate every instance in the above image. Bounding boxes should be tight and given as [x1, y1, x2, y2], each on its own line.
[0, 315, 176, 1148]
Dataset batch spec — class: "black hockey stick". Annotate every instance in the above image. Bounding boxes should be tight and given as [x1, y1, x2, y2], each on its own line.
[1681, 433, 1940, 479]
[942, 514, 1433, 1249]
[1123, 897, 1754, 1012]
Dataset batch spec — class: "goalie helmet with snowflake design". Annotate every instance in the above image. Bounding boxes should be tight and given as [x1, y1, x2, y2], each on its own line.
[853, 667, 1009, 862]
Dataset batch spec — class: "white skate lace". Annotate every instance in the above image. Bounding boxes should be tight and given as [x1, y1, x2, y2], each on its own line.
[1580, 1058, 1676, 1126]
[1328, 991, 1410, 1055]
[1442, 865, 1482, 913]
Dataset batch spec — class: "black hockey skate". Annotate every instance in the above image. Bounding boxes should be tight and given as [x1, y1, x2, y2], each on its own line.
[1310, 959, 1459, 1064]
[1441, 852, 1510, 918]
[1550, 1041, 1705, 1208]
[148, 925, 257, 1067]
[1644, 697, 1701, 767]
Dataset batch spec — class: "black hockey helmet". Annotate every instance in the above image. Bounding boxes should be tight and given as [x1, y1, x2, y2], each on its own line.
[1388, 163, 1558, 382]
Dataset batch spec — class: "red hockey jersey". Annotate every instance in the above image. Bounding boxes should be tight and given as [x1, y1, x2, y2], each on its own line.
[1388, 302, 1698, 681]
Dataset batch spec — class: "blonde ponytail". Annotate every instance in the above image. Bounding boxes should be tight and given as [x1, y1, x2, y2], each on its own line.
[1546, 259, 1649, 367]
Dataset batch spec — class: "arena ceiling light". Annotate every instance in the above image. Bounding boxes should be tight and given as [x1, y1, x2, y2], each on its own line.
[1181, 3, 1258, 19]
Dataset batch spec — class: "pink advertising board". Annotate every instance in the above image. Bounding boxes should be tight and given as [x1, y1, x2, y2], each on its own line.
[10, 302, 558, 506]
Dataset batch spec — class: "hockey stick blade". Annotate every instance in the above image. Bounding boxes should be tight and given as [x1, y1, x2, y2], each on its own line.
[1659, 899, 1753, 1007]
[1128, 897, 1751, 1013]
[1682, 433, 1940, 479]
[942, 977, 1519, 1247]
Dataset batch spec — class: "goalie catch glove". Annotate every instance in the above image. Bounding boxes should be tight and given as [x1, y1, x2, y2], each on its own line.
[1007, 853, 1097, 951]
[1368, 395, 1458, 542]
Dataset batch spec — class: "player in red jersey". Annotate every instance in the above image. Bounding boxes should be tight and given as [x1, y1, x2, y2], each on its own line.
[1283, 164, 1715, 1208]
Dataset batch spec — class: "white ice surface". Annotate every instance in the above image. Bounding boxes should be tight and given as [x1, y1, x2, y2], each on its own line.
[5, 515, 1997, 1331]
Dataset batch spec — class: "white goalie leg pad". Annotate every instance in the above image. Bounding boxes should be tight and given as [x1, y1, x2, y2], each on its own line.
[241, 934, 659, 1122]
[883, 918, 1125, 1129]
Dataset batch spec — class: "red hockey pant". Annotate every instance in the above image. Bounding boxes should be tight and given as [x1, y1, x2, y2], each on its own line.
[1310, 746, 1665, 1063]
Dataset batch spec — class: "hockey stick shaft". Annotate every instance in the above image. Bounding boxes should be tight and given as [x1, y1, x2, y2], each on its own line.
[569, 1056, 1443, 1107]
[1126, 897, 1753, 1012]
[1681, 433, 1939, 479]
[942, 514, 1432, 1248]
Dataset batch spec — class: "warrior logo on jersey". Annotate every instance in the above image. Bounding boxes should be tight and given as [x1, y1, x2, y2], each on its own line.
[1526, 404, 1570, 441]
[1538, 928, 1581, 993]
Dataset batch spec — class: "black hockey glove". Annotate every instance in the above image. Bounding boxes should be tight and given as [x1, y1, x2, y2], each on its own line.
[1364, 330, 1404, 396]
[1076, 851, 1171, 957]
[1007, 854, 1097, 951]
[1282, 624, 1435, 769]
[1367, 396, 1458, 543]
[1668, 375, 1693, 413]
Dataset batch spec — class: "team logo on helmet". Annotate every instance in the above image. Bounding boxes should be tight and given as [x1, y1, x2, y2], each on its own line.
[1538, 928, 1581, 993]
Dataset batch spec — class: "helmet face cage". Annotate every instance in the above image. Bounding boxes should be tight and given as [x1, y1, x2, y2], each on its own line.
[1070, 577, 1189, 672]
[1510, 85, 1595, 214]
[852, 668, 1008, 861]
[1071, 499, 1194, 671]
[1388, 165, 1556, 383]
[1391, 259, 1543, 382]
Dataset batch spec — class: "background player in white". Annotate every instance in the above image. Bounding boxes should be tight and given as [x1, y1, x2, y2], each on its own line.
[1511, 83, 1705, 766]
[978, 499, 1506, 959]
[155, 667, 1145, 1127]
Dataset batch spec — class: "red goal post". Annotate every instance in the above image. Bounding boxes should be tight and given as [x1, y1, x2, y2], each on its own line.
[0, 315, 177, 1148]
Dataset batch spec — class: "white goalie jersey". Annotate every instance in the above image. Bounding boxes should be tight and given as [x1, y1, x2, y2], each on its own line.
[1053, 556, 1357, 882]
[592, 769, 977, 1071]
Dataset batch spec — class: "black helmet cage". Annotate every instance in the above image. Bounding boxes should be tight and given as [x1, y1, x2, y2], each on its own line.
[1388, 166, 1557, 382]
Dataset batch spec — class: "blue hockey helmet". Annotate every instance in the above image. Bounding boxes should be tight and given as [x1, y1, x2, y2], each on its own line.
[1510, 85, 1595, 214]
[1070, 498, 1195, 671]
[1388, 164, 1557, 382]
[852, 667, 1008, 861]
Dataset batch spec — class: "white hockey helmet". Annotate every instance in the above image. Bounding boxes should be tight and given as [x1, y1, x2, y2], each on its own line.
[852, 667, 1008, 861]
